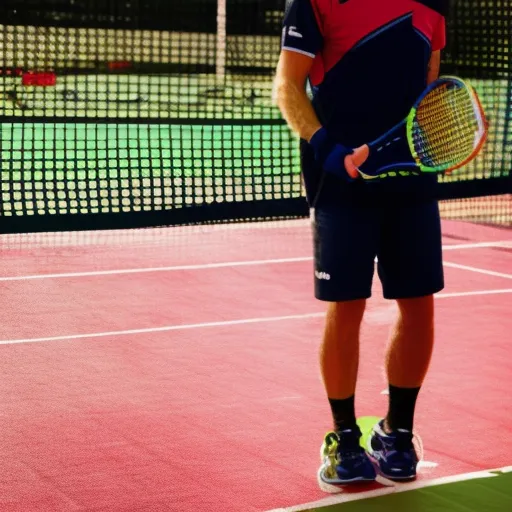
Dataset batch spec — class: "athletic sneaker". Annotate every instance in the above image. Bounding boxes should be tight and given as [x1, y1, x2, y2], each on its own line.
[318, 427, 376, 488]
[367, 420, 419, 481]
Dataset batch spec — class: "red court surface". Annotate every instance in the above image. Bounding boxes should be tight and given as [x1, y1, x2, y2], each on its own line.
[1, 219, 511, 511]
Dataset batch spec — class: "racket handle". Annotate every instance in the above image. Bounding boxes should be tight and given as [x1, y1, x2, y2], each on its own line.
[357, 120, 416, 177]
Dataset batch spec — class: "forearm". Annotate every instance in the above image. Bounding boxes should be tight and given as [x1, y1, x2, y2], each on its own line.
[273, 77, 322, 143]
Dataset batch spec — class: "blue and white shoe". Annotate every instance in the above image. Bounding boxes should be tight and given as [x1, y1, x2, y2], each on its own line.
[317, 428, 376, 491]
[367, 420, 419, 481]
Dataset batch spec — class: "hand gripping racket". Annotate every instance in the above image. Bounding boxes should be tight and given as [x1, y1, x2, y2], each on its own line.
[346, 76, 489, 179]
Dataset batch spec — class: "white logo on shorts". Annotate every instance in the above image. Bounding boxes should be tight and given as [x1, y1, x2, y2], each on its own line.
[315, 270, 331, 281]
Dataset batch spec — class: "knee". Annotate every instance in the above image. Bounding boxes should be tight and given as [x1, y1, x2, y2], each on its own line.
[326, 299, 367, 333]
[396, 295, 434, 330]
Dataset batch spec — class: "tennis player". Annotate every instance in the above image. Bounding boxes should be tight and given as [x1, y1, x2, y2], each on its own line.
[274, 0, 447, 484]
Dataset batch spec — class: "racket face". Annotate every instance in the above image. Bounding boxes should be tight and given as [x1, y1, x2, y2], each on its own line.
[406, 77, 488, 173]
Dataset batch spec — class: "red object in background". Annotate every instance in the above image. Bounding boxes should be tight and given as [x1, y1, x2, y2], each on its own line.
[107, 61, 132, 71]
[22, 72, 57, 86]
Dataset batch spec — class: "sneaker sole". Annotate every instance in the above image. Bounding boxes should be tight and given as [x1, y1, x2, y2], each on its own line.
[317, 467, 376, 493]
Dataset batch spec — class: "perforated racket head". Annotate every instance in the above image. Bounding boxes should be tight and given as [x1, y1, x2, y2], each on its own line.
[406, 76, 488, 173]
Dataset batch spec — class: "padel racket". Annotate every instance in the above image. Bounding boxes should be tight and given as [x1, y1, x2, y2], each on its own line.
[351, 76, 488, 179]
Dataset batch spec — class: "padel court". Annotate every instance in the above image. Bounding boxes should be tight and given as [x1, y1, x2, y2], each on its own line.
[1, 218, 511, 511]
[1, 1, 511, 510]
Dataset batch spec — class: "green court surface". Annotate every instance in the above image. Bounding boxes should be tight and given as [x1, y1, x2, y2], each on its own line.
[0, 122, 301, 214]
[1, 123, 299, 179]
[307, 470, 512, 512]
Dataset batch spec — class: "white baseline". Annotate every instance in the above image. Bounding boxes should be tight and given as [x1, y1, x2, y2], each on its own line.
[0, 288, 510, 345]
[264, 466, 511, 512]
[0, 241, 510, 282]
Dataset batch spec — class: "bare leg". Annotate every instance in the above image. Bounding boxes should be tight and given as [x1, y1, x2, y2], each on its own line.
[385, 295, 435, 431]
[320, 299, 366, 430]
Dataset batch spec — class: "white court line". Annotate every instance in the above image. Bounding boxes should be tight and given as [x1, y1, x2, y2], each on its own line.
[0, 241, 510, 282]
[0, 312, 325, 345]
[443, 241, 512, 250]
[264, 466, 510, 512]
[437, 288, 512, 298]
[0, 257, 313, 282]
[0, 288, 510, 346]
[444, 261, 512, 280]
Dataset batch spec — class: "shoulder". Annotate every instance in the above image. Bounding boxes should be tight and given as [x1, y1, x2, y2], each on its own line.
[414, 0, 449, 17]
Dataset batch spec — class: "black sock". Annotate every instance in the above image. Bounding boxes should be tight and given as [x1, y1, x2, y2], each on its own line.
[328, 395, 357, 432]
[386, 385, 421, 432]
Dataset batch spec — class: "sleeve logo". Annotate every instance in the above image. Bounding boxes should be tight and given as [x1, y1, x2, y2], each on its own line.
[287, 26, 303, 38]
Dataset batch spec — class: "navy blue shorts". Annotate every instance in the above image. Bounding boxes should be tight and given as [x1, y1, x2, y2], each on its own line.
[312, 200, 444, 302]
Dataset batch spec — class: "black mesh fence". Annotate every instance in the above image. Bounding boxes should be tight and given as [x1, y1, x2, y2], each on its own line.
[0, 0, 510, 233]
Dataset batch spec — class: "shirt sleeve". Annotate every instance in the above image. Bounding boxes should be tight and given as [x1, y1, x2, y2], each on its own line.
[281, 0, 323, 59]
[431, 15, 446, 51]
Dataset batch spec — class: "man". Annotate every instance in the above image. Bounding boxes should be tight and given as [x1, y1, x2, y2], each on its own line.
[274, 0, 447, 485]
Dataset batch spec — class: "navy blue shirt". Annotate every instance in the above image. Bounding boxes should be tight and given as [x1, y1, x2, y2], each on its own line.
[282, 0, 447, 206]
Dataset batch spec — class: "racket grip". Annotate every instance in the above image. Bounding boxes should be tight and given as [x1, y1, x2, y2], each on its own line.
[358, 120, 415, 176]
